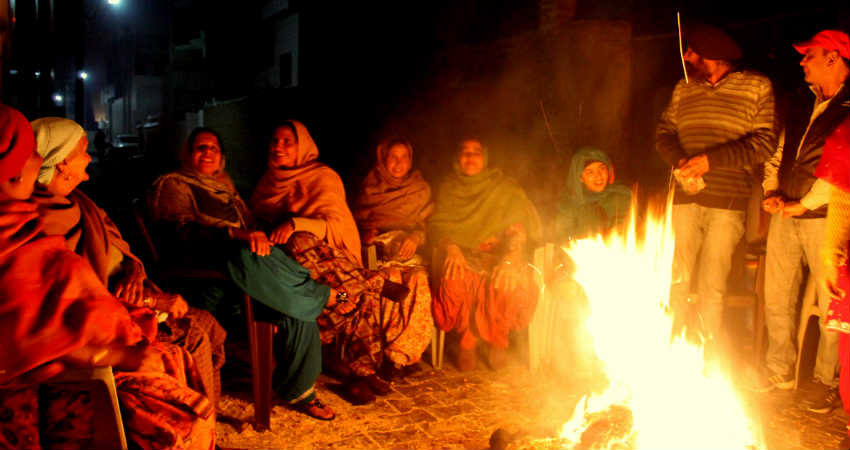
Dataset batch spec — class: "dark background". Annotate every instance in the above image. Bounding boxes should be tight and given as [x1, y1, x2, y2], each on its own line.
[1, 0, 848, 227]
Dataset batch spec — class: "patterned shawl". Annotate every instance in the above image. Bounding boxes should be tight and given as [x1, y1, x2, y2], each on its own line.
[353, 141, 433, 234]
[251, 120, 362, 264]
[557, 147, 632, 239]
[0, 200, 143, 383]
[428, 146, 542, 250]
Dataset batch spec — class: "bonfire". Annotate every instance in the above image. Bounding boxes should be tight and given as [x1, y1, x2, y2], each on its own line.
[529, 190, 761, 450]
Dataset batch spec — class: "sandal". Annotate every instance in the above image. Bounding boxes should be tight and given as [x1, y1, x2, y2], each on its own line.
[296, 397, 335, 421]
[365, 374, 391, 396]
[347, 379, 376, 405]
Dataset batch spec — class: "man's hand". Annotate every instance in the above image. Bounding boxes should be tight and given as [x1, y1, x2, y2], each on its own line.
[781, 201, 808, 218]
[443, 243, 467, 280]
[677, 154, 710, 179]
[762, 193, 785, 214]
[269, 220, 295, 245]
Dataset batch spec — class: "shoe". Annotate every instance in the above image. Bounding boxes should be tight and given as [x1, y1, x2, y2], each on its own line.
[296, 397, 335, 420]
[347, 379, 376, 405]
[365, 374, 391, 396]
[804, 384, 841, 414]
[457, 347, 477, 371]
[747, 371, 794, 393]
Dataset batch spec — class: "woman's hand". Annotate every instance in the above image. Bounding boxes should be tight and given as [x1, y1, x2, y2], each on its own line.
[113, 261, 146, 305]
[443, 243, 467, 280]
[822, 249, 847, 301]
[270, 220, 295, 245]
[398, 234, 421, 260]
[326, 287, 357, 316]
[230, 227, 272, 256]
[154, 293, 189, 319]
[492, 260, 522, 291]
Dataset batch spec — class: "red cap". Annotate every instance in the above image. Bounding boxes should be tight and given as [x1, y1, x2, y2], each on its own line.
[793, 29, 850, 59]
[0, 104, 35, 181]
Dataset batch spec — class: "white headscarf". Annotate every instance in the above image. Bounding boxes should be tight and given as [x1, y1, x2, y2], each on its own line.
[31, 117, 85, 184]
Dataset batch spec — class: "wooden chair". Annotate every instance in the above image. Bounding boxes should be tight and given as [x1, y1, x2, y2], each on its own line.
[132, 201, 274, 431]
[724, 242, 767, 369]
[48, 366, 128, 450]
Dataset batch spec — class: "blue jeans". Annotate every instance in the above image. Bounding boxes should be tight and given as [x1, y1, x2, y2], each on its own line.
[670, 203, 746, 340]
[764, 214, 838, 386]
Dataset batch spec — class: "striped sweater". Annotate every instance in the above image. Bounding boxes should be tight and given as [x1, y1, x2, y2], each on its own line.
[656, 70, 777, 209]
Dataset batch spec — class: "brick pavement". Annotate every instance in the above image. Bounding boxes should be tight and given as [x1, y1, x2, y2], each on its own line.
[216, 349, 848, 450]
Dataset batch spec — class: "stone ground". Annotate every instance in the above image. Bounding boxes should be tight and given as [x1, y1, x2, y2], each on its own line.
[215, 341, 848, 450]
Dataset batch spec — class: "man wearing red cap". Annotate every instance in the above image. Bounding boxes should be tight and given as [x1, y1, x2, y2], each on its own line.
[756, 30, 850, 414]
[656, 24, 777, 352]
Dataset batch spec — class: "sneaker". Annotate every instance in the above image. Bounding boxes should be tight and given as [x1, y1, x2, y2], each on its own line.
[748, 371, 794, 393]
[804, 384, 841, 414]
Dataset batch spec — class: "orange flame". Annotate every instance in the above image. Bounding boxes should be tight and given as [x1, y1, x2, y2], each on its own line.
[557, 192, 760, 449]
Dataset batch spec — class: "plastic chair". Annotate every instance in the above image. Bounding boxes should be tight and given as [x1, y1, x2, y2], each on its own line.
[794, 276, 819, 389]
[48, 366, 128, 450]
[528, 243, 556, 371]
[132, 201, 274, 431]
[430, 243, 552, 370]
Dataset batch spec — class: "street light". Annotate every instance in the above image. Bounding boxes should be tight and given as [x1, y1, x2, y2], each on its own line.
[53, 94, 63, 103]
[107, 0, 120, 5]
[79, 71, 88, 80]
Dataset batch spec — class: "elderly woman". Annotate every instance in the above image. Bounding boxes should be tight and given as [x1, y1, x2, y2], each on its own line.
[250, 121, 411, 404]
[148, 127, 341, 420]
[0, 105, 214, 450]
[30, 117, 227, 406]
[352, 138, 435, 375]
[429, 138, 542, 371]
[556, 147, 632, 241]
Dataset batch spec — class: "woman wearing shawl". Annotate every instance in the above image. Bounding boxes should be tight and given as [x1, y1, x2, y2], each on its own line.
[0, 105, 214, 450]
[549, 147, 631, 380]
[814, 118, 849, 439]
[30, 117, 227, 406]
[429, 138, 542, 371]
[352, 138, 435, 374]
[148, 127, 340, 420]
[250, 121, 411, 404]
[556, 147, 632, 241]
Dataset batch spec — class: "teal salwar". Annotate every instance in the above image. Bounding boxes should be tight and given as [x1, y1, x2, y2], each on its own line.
[227, 246, 330, 402]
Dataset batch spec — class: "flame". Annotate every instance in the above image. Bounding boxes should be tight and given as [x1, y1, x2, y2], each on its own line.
[557, 192, 759, 449]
